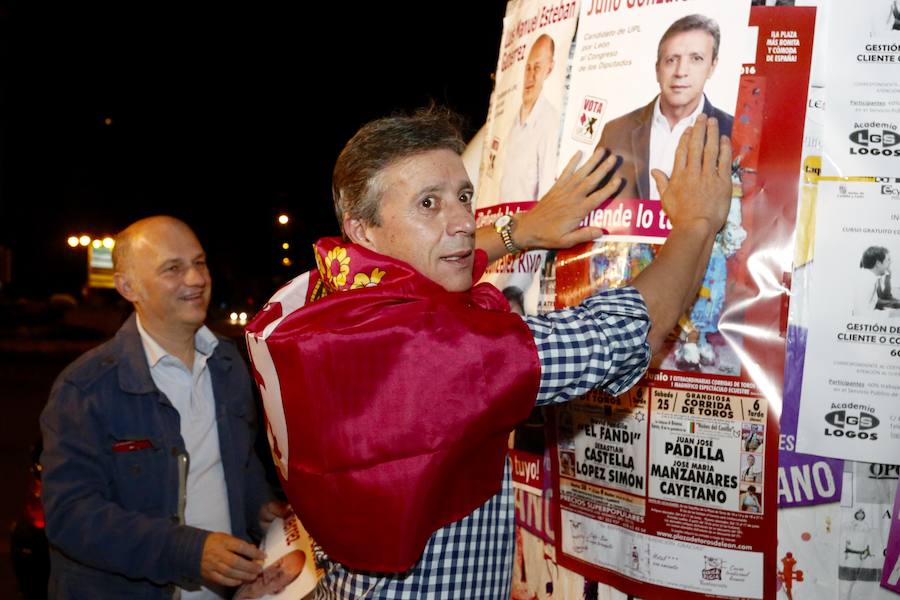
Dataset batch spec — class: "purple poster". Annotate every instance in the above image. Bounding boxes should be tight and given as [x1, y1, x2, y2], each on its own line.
[778, 324, 844, 508]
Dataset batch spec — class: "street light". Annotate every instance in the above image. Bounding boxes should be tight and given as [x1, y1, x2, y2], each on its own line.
[67, 237, 79, 248]
[277, 214, 290, 225]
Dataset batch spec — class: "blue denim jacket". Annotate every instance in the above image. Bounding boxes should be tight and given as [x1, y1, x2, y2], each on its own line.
[40, 314, 274, 599]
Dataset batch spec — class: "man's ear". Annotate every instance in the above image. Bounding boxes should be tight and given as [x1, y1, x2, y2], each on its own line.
[114, 272, 139, 303]
[343, 217, 378, 252]
[708, 57, 718, 79]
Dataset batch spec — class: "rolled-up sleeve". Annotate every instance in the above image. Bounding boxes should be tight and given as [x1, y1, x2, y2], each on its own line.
[523, 285, 651, 406]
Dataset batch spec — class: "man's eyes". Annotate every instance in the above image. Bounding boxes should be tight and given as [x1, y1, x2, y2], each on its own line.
[163, 260, 206, 273]
[419, 192, 472, 208]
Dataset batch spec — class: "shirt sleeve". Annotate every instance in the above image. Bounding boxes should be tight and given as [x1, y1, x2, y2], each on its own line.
[523, 285, 651, 406]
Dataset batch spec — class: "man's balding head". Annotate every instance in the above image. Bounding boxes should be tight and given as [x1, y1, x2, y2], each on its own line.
[522, 34, 555, 117]
[112, 216, 211, 338]
[113, 216, 197, 274]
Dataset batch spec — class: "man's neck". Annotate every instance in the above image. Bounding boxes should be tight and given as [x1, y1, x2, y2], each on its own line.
[519, 97, 537, 123]
[660, 97, 703, 130]
[137, 313, 198, 370]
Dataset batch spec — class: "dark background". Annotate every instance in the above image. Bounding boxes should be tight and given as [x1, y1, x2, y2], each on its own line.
[0, 4, 509, 596]
[0, 2, 507, 308]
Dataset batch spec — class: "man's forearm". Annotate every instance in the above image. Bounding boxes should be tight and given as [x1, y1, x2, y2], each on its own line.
[632, 220, 718, 352]
[476, 225, 513, 264]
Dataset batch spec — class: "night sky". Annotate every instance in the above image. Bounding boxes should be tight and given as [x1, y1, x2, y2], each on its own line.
[0, 3, 507, 310]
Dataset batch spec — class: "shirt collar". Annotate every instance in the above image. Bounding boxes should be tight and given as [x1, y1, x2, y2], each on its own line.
[652, 95, 706, 131]
[136, 315, 218, 369]
[519, 93, 548, 129]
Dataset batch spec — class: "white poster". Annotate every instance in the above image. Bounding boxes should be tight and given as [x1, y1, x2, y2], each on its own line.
[777, 502, 840, 600]
[475, 0, 580, 314]
[797, 179, 900, 462]
[822, 0, 900, 178]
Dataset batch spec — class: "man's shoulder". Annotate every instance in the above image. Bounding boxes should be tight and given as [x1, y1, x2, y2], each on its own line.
[534, 94, 560, 121]
[599, 100, 654, 140]
[51, 316, 146, 398]
[704, 99, 735, 135]
[55, 335, 126, 394]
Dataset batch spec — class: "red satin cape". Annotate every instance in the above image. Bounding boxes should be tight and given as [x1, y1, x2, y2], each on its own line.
[246, 238, 541, 572]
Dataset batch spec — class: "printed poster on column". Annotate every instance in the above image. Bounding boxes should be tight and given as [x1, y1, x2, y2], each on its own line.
[775, 13, 844, 593]
[555, 0, 748, 245]
[822, 0, 900, 179]
[795, 178, 900, 463]
[549, 7, 817, 599]
[796, 0, 900, 464]
[474, 0, 579, 315]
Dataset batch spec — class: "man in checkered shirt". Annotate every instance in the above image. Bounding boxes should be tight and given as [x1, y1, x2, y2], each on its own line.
[305, 107, 731, 598]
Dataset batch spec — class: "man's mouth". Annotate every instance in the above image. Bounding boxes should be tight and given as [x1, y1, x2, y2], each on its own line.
[180, 291, 206, 302]
[440, 250, 474, 264]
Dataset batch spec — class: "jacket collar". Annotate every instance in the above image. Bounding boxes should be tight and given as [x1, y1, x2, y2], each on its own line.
[114, 314, 158, 395]
[114, 313, 230, 395]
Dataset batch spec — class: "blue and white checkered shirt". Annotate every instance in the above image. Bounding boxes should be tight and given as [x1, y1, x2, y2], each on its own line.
[314, 286, 651, 599]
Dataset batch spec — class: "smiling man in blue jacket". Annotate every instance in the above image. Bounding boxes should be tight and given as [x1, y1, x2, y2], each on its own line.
[40, 216, 287, 600]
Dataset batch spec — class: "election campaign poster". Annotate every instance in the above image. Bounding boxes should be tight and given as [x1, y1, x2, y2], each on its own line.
[474, 0, 580, 315]
[555, 0, 749, 244]
[822, 0, 900, 179]
[547, 7, 817, 599]
[234, 513, 321, 600]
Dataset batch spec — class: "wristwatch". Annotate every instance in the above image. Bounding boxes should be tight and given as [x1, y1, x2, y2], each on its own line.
[494, 214, 523, 254]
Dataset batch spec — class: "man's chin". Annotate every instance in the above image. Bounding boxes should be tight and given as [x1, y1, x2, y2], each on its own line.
[435, 272, 474, 293]
[178, 306, 210, 329]
[662, 92, 701, 110]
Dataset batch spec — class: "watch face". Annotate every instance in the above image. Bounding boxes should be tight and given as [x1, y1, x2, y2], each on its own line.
[495, 214, 512, 229]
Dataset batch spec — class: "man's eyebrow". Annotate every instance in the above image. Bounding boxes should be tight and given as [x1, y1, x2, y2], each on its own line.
[414, 184, 443, 196]
[413, 180, 472, 196]
[157, 257, 185, 271]
[156, 253, 205, 271]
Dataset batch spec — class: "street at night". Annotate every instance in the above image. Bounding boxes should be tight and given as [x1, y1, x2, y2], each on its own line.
[0, 3, 505, 597]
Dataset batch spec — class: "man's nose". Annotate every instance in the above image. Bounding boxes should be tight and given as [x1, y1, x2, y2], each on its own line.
[447, 202, 476, 236]
[183, 265, 208, 286]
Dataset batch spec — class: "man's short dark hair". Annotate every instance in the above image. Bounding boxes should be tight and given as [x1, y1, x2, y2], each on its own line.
[332, 107, 466, 236]
[861, 246, 889, 269]
[657, 14, 721, 64]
